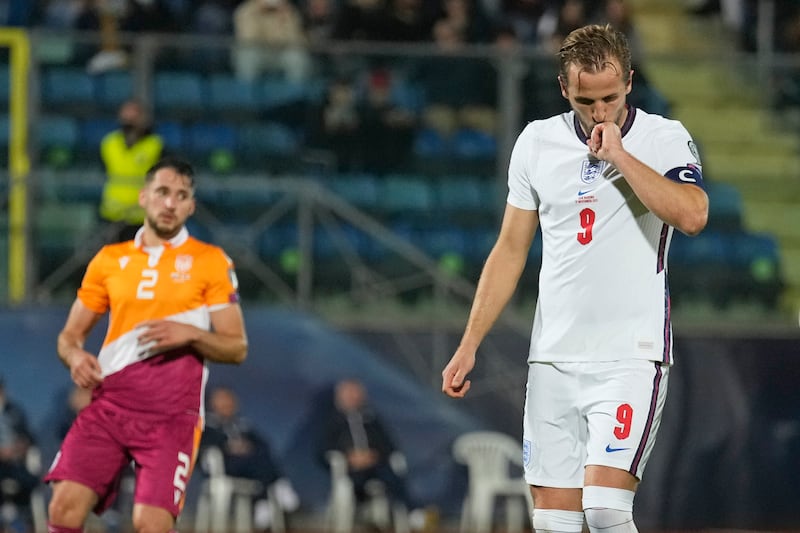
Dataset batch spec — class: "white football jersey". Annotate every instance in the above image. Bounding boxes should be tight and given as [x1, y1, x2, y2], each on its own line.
[507, 107, 704, 364]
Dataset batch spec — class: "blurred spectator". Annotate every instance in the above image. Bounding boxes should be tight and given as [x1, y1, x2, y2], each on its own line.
[318, 378, 410, 509]
[309, 75, 363, 172]
[433, 0, 494, 43]
[232, 0, 312, 82]
[188, 0, 237, 71]
[99, 99, 164, 242]
[373, 0, 434, 42]
[201, 386, 300, 530]
[538, 0, 589, 53]
[32, 0, 83, 28]
[331, 0, 385, 40]
[499, 0, 546, 44]
[0, 377, 40, 532]
[591, 0, 644, 67]
[300, 0, 340, 46]
[414, 19, 497, 138]
[360, 68, 417, 174]
[71, 0, 177, 73]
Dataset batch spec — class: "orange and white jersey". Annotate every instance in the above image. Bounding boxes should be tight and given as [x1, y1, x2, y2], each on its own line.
[79, 226, 240, 418]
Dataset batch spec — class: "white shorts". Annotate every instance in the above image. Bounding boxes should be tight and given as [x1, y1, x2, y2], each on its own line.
[522, 359, 669, 488]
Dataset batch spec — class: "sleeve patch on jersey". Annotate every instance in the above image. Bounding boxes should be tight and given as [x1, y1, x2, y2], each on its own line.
[665, 164, 704, 189]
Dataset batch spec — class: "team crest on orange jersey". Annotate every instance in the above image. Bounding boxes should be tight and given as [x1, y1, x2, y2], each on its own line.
[172, 254, 193, 282]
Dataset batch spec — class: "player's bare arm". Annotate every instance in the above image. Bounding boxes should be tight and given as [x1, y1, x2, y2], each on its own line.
[442, 205, 538, 398]
[137, 303, 247, 364]
[57, 299, 104, 388]
[589, 121, 708, 236]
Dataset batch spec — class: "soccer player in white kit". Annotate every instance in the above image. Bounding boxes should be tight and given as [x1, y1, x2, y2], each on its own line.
[441, 24, 709, 533]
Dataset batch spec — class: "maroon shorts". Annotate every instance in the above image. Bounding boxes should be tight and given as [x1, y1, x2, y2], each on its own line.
[45, 400, 202, 516]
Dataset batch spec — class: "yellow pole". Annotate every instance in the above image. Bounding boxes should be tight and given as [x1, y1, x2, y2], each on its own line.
[0, 29, 30, 304]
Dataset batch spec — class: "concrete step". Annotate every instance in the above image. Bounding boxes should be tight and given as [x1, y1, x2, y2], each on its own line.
[671, 106, 788, 142]
[744, 201, 800, 239]
[703, 151, 800, 184]
[646, 60, 761, 105]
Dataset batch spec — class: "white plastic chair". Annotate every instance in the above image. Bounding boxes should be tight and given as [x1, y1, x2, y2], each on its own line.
[194, 446, 285, 533]
[324, 450, 410, 533]
[452, 431, 533, 533]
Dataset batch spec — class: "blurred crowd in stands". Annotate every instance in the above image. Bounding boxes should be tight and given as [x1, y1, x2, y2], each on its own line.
[18, 0, 639, 54]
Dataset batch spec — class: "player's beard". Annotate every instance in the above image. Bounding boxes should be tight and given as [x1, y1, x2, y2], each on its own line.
[146, 212, 182, 240]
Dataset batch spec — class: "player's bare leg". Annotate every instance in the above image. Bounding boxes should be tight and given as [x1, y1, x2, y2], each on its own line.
[48, 480, 97, 529]
[530, 486, 584, 532]
[132, 503, 175, 533]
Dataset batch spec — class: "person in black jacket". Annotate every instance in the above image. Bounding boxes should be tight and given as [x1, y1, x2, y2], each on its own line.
[320, 378, 409, 506]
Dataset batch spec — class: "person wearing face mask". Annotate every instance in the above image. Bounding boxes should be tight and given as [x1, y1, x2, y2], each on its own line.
[99, 99, 164, 242]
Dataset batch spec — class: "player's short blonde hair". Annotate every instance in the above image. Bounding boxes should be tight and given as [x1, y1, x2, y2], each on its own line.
[558, 24, 631, 86]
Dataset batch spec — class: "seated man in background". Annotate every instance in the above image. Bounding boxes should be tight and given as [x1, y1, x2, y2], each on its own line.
[320, 378, 410, 509]
[201, 386, 300, 529]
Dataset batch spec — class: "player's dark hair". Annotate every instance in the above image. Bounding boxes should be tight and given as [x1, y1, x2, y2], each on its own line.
[558, 24, 631, 86]
[145, 157, 196, 188]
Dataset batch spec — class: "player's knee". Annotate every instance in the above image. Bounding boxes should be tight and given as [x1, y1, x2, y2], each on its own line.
[531, 509, 584, 532]
[582, 485, 637, 533]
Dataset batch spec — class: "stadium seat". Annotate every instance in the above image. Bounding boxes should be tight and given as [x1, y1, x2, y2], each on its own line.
[239, 121, 299, 157]
[37, 115, 79, 152]
[207, 74, 259, 113]
[0, 113, 9, 147]
[451, 128, 497, 160]
[435, 175, 485, 214]
[154, 71, 206, 114]
[154, 120, 187, 153]
[705, 181, 744, 232]
[326, 173, 380, 210]
[41, 66, 96, 108]
[257, 77, 308, 112]
[79, 117, 117, 151]
[412, 127, 448, 159]
[452, 431, 532, 533]
[379, 174, 435, 214]
[95, 70, 134, 110]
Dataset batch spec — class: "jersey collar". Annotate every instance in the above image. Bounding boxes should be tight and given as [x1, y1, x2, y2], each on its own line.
[134, 225, 189, 250]
[573, 105, 637, 144]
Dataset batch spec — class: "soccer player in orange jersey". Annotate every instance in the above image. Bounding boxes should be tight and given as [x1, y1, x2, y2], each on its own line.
[45, 158, 248, 533]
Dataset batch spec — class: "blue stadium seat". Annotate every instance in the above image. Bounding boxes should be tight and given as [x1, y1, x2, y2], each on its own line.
[38, 115, 79, 150]
[326, 173, 380, 210]
[207, 74, 259, 112]
[80, 117, 117, 150]
[258, 223, 299, 261]
[186, 122, 238, 156]
[435, 175, 485, 213]
[154, 120, 186, 152]
[41, 67, 95, 108]
[390, 79, 425, 113]
[705, 181, 744, 232]
[413, 127, 448, 158]
[95, 70, 134, 110]
[257, 78, 308, 111]
[451, 128, 497, 160]
[379, 174, 436, 214]
[154, 71, 206, 113]
[415, 225, 469, 259]
[239, 121, 299, 156]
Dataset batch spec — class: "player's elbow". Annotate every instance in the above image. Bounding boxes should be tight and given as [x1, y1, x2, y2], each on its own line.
[679, 209, 708, 237]
[230, 341, 248, 365]
[676, 189, 709, 237]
